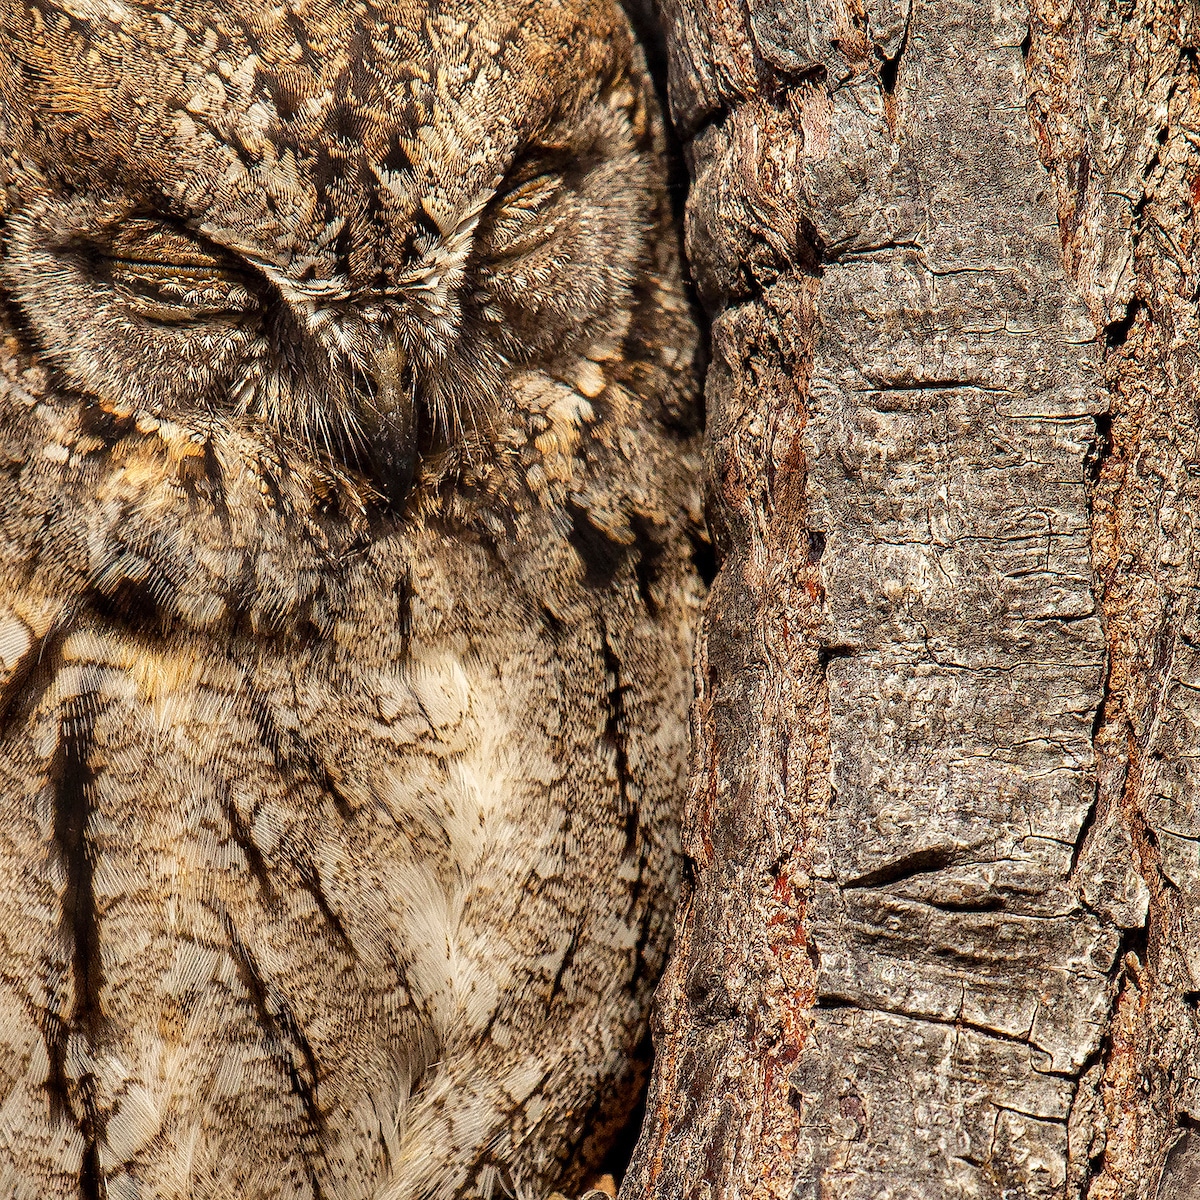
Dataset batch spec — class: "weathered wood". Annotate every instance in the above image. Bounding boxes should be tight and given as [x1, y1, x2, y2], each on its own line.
[622, 0, 1200, 1192]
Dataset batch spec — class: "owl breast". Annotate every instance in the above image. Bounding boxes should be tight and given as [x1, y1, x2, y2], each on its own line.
[0, 0, 702, 1197]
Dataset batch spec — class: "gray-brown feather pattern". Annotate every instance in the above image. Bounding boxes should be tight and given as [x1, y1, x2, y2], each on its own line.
[0, 1, 702, 1196]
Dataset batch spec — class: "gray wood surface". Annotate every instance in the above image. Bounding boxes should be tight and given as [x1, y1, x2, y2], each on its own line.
[622, 0, 1200, 1192]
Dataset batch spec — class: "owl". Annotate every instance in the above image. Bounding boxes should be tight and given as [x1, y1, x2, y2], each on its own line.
[0, 0, 702, 1195]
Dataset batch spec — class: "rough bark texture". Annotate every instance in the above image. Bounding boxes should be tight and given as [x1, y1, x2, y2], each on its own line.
[620, 0, 1200, 1193]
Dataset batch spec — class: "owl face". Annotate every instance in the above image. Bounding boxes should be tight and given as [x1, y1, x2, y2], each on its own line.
[0, 0, 652, 504]
[0, 5, 700, 1193]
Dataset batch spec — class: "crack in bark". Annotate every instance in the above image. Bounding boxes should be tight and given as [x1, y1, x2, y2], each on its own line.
[875, 0, 912, 96]
[815, 993, 1079, 1076]
[841, 847, 955, 890]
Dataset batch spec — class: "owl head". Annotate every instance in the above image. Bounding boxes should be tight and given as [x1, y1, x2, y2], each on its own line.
[0, 0, 674, 508]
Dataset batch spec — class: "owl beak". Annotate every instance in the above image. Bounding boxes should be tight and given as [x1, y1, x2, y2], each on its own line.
[363, 341, 417, 508]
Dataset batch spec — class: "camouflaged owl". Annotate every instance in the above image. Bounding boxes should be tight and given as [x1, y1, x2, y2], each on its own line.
[0, 0, 702, 1196]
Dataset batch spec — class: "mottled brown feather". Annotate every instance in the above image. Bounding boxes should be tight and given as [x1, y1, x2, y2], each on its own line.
[0, 1, 702, 1196]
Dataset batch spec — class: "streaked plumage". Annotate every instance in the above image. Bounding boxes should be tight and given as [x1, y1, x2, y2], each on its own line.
[0, 1, 702, 1196]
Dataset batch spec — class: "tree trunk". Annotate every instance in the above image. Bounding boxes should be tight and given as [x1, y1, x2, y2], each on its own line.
[620, 0, 1200, 1193]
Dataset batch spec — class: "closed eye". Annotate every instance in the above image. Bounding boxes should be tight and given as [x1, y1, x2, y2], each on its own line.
[80, 217, 261, 325]
[481, 175, 569, 261]
[104, 260, 259, 324]
[474, 146, 581, 264]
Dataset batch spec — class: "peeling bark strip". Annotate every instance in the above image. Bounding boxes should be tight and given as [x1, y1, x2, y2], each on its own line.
[623, 0, 1200, 1193]
[1025, 4, 1200, 1194]
[622, 271, 827, 1200]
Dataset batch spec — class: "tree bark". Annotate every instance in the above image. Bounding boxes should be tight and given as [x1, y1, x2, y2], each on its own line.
[620, 0, 1200, 1193]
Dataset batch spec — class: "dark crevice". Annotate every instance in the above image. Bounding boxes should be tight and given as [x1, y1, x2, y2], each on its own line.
[1115, 921, 1149, 974]
[596, 1045, 651, 1186]
[1085, 413, 1113, 483]
[89, 578, 168, 637]
[689, 526, 718, 587]
[1076, 383, 1111, 879]
[817, 643, 854, 668]
[1071, 661, 1107, 880]
[619, 0, 666, 92]
[1069, 791, 1100, 878]
[806, 530, 827, 564]
[816, 995, 857, 1010]
[878, 37, 904, 95]
[784, 63, 829, 87]
[877, 0, 912, 95]
[1104, 298, 1146, 349]
[825, 238, 924, 262]
[796, 216, 828, 278]
[568, 501, 630, 588]
[686, 103, 729, 152]
[843, 847, 956, 890]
